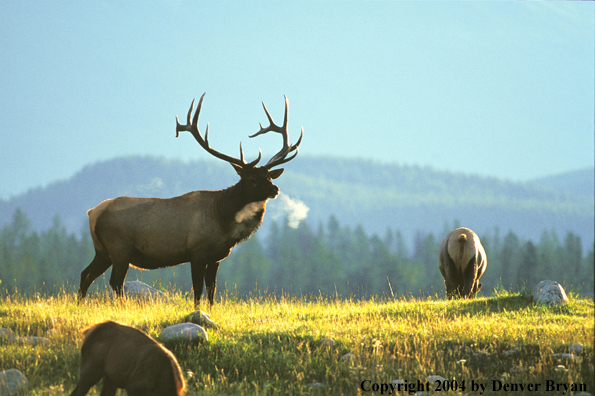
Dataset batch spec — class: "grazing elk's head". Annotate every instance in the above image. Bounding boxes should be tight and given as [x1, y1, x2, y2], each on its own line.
[175, 93, 302, 202]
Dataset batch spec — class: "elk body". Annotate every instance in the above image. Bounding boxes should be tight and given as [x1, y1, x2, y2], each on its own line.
[69, 321, 185, 396]
[437, 227, 487, 299]
[77, 93, 303, 307]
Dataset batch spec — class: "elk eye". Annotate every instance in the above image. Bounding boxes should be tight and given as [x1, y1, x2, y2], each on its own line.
[249, 176, 257, 185]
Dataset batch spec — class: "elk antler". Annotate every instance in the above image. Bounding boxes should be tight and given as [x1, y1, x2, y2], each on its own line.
[250, 96, 303, 169]
[176, 93, 262, 168]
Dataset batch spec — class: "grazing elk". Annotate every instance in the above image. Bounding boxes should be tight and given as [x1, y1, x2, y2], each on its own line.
[77, 93, 303, 307]
[437, 227, 487, 299]
[69, 321, 185, 396]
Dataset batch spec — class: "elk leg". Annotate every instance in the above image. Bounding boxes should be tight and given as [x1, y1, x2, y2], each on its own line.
[205, 261, 221, 307]
[442, 252, 460, 299]
[99, 378, 118, 396]
[78, 251, 112, 300]
[462, 256, 478, 298]
[190, 261, 207, 307]
[109, 259, 130, 297]
[69, 366, 104, 396]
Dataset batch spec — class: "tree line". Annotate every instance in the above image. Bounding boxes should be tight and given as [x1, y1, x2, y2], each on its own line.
[0, 209, 593, 298]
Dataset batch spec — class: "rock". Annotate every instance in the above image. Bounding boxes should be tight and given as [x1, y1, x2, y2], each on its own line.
[12, 336, 51, 345]
[0, 328, 14, 341]
[184, 310, 218, 329]
[532, 280, 568, 306]
[502, 349, 520, 357]
[426, 375, 447, 383]
[109, 281, 174, 303]
[552, 353, 579, 364]
[341, 353, 355, 362]
[160, 323, 207, 343]
[569, 342, 583, 355]
[0, 369, 28, 396]
[319, 337, 336, 347]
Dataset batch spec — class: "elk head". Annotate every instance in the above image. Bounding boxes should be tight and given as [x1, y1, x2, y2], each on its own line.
[175, 93, 303, 202]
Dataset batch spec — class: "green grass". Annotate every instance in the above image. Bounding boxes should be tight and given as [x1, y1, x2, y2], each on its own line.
[0, 287, 593, 395]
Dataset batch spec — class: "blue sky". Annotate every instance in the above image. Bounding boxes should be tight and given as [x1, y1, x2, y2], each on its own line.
[1, 1, 593, 199]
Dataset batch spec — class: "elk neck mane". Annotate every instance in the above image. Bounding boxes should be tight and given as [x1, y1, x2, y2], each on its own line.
[215, 182, 267, 236]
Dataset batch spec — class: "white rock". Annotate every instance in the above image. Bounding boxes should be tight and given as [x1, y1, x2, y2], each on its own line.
[569, 342, 583, 355]
[426, 375, 447, 383]
[319, 337, 336, 347]
[341, 353, 355, 362]
[0, 369, 28, 396]
[532, 280, 568, 305]
[184, 310, 218, 329]
[12, 336, 51, 345]
[0, 328, 13, 341]
[160, 323, 207, 343]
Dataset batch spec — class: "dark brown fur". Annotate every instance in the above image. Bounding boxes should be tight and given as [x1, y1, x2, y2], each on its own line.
[69, 321, 185, 396]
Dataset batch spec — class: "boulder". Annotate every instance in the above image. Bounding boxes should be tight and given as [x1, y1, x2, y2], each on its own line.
[13, 336, 51, 345]
[0, 369, 28, 396]
[319, 337, 336, 347]
[184, 310, 218, 329]
[569, 342, 583, 355]
[532, 280, 568, 306]
[426, 375, 447, 383]
[160, 323, 207, 343]
[0, 328, 13, 341]
[341, 353, 355, 362]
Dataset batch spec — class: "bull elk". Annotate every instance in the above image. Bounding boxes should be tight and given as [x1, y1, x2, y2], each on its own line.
[77, 93, 303, 307]
[437, 227, 487, 299]
[69, 321, 185, 396]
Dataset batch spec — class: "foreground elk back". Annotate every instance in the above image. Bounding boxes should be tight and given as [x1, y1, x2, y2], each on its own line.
[77, 93, 303, 307]
[438, 227, 487, 299]
[69, 321, 185, 396]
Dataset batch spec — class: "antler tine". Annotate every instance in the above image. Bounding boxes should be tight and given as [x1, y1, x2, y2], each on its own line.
[266, 126, 303, 168]
[249, 96, 302, 169]
[176, 93, 260, 167]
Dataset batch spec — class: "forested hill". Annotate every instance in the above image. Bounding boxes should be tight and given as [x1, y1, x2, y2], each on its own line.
[0, 156, 593, 248]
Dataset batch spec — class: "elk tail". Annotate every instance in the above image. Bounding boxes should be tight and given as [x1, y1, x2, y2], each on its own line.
[458, 233, 467, 260]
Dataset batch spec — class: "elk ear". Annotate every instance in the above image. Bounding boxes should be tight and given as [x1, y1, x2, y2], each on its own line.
[269, 168, 284, 179]
[231, 163, 243, 176]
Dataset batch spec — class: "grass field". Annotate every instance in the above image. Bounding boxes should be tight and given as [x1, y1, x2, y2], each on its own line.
[0, 287, 593, 395]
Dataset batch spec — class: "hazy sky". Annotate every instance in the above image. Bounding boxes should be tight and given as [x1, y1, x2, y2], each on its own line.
[1, 1, 593, 199]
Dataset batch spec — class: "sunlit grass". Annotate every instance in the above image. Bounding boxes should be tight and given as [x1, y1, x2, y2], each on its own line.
[1, 286, 593, 395]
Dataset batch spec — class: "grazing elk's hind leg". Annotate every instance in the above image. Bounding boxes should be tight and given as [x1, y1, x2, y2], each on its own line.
[463, 256, 478, 298]
[78, 251, 112, 300]
[205, 261, 221, 307]
[443, 250, 460, 299]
